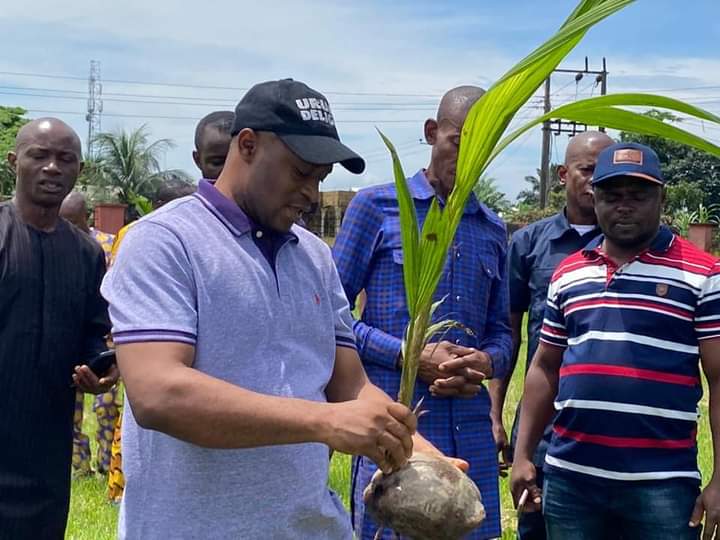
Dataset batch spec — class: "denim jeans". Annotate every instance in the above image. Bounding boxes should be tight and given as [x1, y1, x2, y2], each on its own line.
[543, 471, 701, 540]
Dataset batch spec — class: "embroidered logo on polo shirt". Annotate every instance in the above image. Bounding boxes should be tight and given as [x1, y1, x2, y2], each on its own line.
[613, 149, 643, 165]
[656, 283, 669, 297]
[313, 293, 321, 305]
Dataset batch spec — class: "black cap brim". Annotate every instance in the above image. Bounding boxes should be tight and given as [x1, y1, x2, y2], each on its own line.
[278, 133, 365, 174]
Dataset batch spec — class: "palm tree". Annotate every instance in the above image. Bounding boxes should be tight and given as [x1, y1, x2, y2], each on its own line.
[472, 175, 510, 214]
[88, 125, 192, 207]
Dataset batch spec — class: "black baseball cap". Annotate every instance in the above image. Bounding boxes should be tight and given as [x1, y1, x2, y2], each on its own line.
[231, 79, 365, 174]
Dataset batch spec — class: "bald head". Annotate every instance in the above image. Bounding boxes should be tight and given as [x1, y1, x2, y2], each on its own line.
[59, 191, 89, 232]
[424, 85, 486, 200]
[559, 130, 615, 223]
[436, 85, 486, 125]
[9, 116, 84, 213]
[565, 131, 614, 166]
[15, 117, 82, 155]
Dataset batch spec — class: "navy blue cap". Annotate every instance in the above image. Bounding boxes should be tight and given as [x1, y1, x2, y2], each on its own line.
[592, 142, 664, 186]
[231, 79, 365, 174]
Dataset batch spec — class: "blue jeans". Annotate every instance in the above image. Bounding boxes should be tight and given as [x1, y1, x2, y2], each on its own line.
[543, 471, 700, 540]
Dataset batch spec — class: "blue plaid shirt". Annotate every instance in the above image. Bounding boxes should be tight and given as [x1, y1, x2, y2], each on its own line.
[333, 170, 511, 539]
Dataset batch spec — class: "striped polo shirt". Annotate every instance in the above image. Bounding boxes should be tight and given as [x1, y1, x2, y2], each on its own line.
[541, 225, 720, 482]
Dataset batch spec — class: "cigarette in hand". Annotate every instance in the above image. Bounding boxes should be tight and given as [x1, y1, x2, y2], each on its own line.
[517, 488, 529, 513]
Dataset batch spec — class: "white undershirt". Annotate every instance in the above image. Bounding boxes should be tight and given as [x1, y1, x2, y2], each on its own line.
[570, 224, 596, 236]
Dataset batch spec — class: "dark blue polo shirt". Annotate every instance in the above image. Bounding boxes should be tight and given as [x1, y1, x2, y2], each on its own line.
[508, 210, 600, 367]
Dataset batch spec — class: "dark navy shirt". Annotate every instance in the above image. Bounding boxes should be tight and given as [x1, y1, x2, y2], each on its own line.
[507, 210, 599, 466]
[508, 210, 600, 367]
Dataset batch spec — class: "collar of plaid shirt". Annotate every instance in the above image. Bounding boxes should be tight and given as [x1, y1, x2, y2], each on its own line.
[408, 170, 486, 217]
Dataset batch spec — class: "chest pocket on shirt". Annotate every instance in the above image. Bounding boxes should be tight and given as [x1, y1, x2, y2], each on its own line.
[472, 250, 500, 311]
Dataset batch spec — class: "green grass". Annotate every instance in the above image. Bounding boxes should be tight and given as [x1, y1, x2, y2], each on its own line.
[65, 330, 714, 539]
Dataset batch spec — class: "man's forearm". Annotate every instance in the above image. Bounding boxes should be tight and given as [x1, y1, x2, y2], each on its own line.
[489, 312, 524, 422]
[514, 360, 558, 462]
[125, 361, 331, 450]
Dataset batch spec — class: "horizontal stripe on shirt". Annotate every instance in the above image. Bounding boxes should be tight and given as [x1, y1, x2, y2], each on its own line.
[560, 363, 699, 386]
[554, 399, 698, 421]
[566, 331, 699, 354]
[553, 425, 696, 449]
[545, 455, 701, 481]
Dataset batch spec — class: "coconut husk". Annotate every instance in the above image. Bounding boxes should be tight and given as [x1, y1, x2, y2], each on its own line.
[363, 452, 485, 540]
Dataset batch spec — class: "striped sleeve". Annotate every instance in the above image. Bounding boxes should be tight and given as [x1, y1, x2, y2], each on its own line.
[540, 278, 568, 348]
[100, 221, 198, 346]
[695, 262, 720, 341]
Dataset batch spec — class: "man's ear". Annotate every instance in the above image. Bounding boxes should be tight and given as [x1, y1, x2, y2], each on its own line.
[557, 164, 568, 186]
[7, 151, 16, 171]
[236, 129, 258, 163]
[424, 119, 438, 146]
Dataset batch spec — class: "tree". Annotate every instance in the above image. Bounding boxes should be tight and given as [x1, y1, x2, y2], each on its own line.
[515, 165, 564, 211]
[0, 106, 29, 198]
[85, 125, 192, 209]
[472, 175, 510, 214]
[619, 110, 720, 205]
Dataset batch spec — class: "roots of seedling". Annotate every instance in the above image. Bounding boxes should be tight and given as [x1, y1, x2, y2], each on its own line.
[363, 452, 485, 540]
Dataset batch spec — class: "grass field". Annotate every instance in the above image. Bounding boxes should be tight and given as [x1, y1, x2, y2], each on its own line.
[65, 331, 714, 539]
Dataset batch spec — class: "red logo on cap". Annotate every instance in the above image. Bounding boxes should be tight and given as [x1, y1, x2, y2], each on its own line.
[613, 149, 643, 165]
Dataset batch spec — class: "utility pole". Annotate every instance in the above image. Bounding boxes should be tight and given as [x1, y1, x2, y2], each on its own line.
[539, 57, 608, 208]
[540, 78, 552, 209]
[86, 60, 103, 157]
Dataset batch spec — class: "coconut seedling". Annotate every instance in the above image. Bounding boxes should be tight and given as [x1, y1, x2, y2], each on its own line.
[364, 1, 720, 539]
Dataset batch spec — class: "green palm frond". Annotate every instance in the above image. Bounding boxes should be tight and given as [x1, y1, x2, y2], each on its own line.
[382, 0, 720, 407]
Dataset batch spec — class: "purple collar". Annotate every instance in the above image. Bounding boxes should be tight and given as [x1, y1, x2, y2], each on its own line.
[194, 179, 253, 236]
[194, 179, 297, 243]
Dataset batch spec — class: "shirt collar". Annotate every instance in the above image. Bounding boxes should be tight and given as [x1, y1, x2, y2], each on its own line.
[408, 169, 483, 216]
[194, 179, 297, 242]
[583, 224, 674, 257]
[547, 207, 600, 241]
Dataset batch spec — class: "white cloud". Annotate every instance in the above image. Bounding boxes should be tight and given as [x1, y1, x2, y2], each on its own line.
[0, 1, 719, 203]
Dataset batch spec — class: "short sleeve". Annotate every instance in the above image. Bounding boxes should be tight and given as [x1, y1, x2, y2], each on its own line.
[695, 262, 720, 341]
[100, 221, 198, 346]
[539, 279, 568, 348]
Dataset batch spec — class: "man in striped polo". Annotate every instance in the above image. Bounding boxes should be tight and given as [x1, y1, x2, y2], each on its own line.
[511, 142, 720, 539]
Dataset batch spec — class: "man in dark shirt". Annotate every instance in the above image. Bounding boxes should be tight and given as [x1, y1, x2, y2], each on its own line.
[0, 118, 117, 539]
[489, 131, 613, 539]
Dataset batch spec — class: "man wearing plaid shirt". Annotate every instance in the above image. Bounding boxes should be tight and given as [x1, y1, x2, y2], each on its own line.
[333, 85, 511, 540]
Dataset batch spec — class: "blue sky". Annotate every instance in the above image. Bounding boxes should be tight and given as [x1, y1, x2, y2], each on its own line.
[0, 0, 718, 200]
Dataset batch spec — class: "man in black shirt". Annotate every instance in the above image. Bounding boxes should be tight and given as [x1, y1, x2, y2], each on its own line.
[0, 118, 118, 539]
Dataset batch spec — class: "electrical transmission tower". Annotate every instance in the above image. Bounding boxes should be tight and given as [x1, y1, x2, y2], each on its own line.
[86, 60, 103, 157]
[539, 57, 608, 208]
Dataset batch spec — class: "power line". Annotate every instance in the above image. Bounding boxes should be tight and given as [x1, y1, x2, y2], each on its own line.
[23, 108, 434, 124]
[0, 70, 444, 98]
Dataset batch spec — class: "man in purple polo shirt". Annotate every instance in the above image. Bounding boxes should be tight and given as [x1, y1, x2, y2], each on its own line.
[511, 142, 720, 539]
[102, 79, 456, 539]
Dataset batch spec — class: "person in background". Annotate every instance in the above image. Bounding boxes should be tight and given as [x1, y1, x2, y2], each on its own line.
[488, 131, 613, 539]
[511, 142, 720, 539]
[333, 85, 511, 540]
[0, 118, 118, 539]
[60, 191, 119, 477]
[193, 110, 234, 180]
